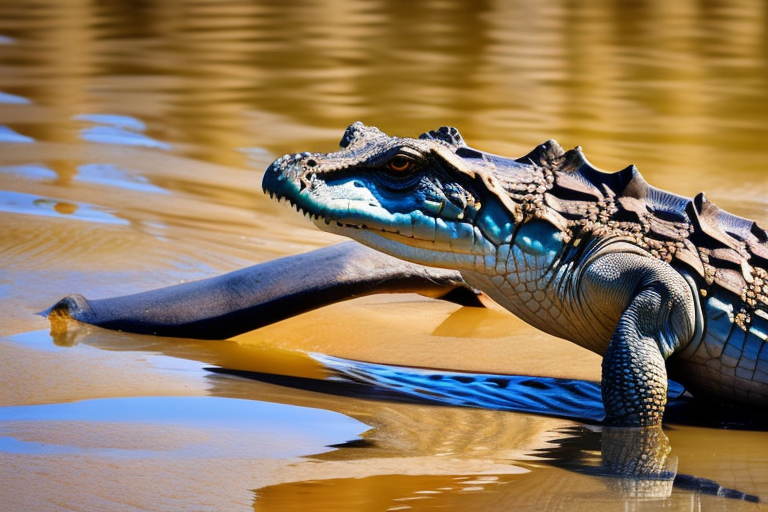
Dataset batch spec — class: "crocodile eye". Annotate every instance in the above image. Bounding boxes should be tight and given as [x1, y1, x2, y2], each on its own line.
[387, 156, 414, 173]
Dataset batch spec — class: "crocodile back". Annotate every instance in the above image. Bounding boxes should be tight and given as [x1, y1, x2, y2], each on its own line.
[513, 142, 768, 318]
[516, 144, 768, 405]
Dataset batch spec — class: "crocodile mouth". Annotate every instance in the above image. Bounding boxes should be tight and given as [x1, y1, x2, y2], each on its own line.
[269, 187, 480, 251]
[262, 153, 498, 265]
[318, 219, 486, 269]
[264, 182, 495, 271]
[320, 220, 446, 251]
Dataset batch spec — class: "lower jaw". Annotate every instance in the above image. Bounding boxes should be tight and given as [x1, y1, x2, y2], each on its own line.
[316, 220, 480, 270]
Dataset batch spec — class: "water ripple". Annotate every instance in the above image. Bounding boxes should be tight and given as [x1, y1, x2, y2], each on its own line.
[76, 163, 168, 194]
[0, 91, 31, 104]
[0, 126, 34, 143]
[80, 125, 171, 150]
[0, 190, 128, 225]
[73, 113, 146, 131]
[0, 396, 367, 459]
[313, 353, 607, 423]
[0, 164, 57, 181]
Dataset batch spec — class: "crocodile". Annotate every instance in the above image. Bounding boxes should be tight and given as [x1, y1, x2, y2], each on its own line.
[262, 121, 768, 428]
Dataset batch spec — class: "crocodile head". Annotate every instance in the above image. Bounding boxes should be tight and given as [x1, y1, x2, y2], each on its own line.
[263, 122, 567, 270]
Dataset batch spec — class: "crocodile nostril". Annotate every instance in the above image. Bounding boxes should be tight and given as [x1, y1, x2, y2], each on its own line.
[306, 159, 317, 167]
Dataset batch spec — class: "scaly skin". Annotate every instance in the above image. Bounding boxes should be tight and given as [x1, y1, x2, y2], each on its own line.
[262, 122, 768, 428]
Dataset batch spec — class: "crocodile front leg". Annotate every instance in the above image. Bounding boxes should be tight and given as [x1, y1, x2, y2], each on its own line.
[581, 251, 700, 427]
[577, 251, 698, 487]
[601, 287, 674, 426]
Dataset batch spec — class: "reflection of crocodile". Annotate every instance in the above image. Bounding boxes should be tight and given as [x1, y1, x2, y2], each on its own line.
[263, 122, 768, 428]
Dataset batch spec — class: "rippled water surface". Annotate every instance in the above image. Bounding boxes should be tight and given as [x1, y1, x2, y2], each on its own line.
[1, 1, 768, 510]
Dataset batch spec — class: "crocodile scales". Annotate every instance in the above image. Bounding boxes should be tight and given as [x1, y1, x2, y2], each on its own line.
[263, 122, 768, 427]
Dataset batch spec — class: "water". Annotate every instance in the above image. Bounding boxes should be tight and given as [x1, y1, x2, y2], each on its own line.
[0, 396, 366, 458]
[1, 0, 767, 510]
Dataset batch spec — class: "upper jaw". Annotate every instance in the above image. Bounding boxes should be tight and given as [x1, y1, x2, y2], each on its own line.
[262, 153, 304, 199]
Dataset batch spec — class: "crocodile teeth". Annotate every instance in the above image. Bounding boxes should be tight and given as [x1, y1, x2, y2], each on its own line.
[423, 199, 444, 216]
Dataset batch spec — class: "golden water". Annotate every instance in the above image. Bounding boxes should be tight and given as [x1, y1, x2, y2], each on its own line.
[1, 0, 767, 510]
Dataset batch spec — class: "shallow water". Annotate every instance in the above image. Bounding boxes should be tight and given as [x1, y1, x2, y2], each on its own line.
[1, 0, 768, 510]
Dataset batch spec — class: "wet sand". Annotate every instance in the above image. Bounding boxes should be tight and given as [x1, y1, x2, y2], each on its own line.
[2, 1, 768, 510]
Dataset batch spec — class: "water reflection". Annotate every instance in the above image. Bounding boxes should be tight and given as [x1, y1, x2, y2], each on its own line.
[313, 353, 606, 423]
[0, 91, 30, 104]
[0, 0, 766, 177]
[536, 426, 760, 504]
[79, 122, 172, 150]
[31, 322, 768, 504]
[73, 114, 147, 131]
[252, 474, 519, 512]
[252, 428, 761, 510]
[0, 126, 34, 143]
[1, 0, 768, 510]
[0, 396, 366, 459]
[250, 428, 760, 511]
[0, 164, 57, 181]
[75, 163, 169, 194]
